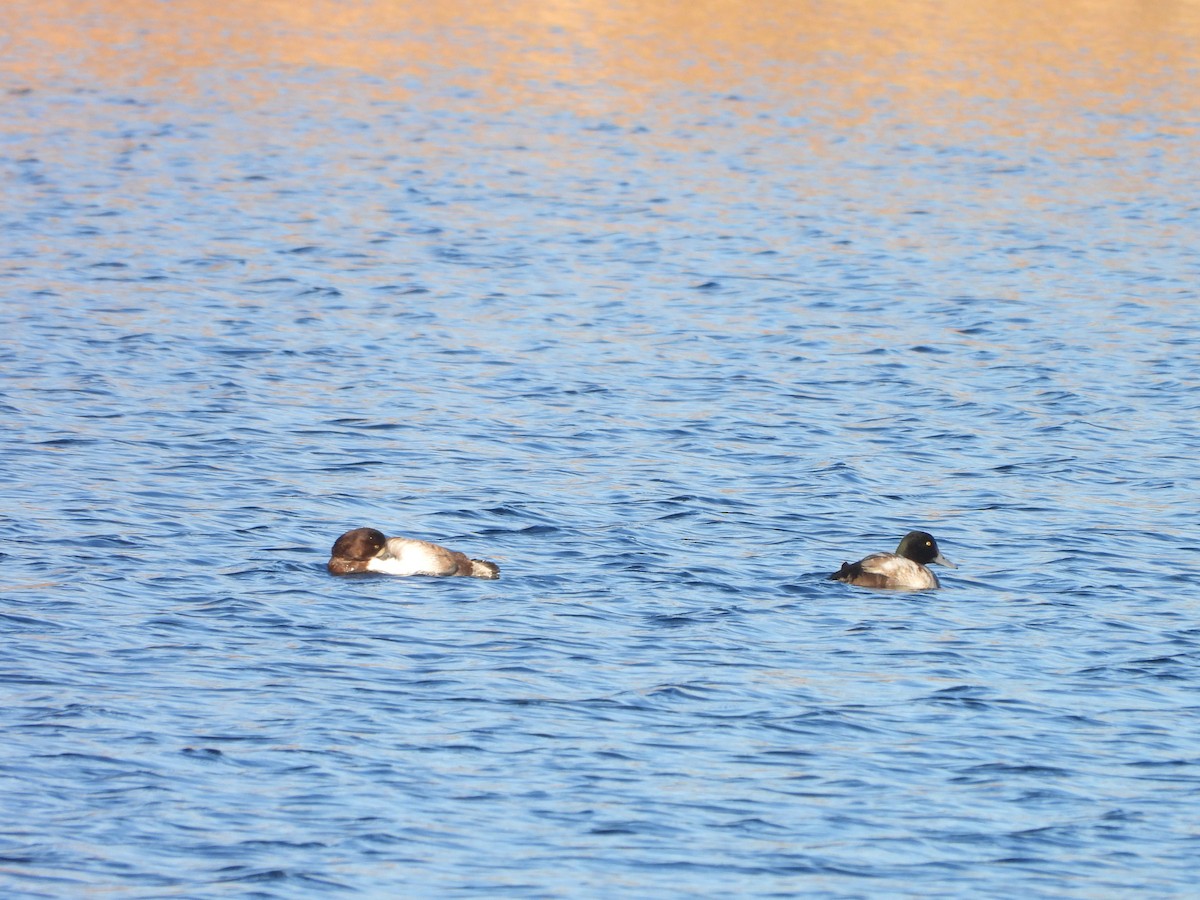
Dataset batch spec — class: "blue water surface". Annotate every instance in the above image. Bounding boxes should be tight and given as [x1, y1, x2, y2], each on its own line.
[2, 2, 1199, 897]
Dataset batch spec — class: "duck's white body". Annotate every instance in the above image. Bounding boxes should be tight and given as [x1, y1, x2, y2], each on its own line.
[366, 537, 487, 577]
[838, 552, 941, 590]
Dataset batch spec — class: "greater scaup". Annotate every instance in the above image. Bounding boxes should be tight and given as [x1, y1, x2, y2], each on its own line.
[328, 527, 499, 579]
[829, 530, 955, 591]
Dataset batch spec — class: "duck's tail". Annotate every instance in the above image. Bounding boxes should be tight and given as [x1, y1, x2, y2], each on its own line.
[829, 561, 856, 582]
[468, 559, 500, 579]
[448, 550, 500, 579]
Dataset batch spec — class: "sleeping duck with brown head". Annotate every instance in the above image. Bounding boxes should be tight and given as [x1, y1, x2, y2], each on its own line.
[328, 527, 499, 579]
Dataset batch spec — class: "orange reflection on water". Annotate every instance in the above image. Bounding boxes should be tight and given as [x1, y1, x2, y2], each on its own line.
[6, 0, 1198, 137]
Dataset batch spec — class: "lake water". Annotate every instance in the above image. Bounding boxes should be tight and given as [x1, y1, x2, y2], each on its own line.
[2, 0, 1199, 896]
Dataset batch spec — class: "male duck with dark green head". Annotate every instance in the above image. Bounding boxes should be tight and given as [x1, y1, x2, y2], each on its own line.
[830, 531, 955, 590]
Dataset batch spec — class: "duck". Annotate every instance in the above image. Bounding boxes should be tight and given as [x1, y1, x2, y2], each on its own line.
[328, 527, 499, 579]
[829, 530, 955, 590]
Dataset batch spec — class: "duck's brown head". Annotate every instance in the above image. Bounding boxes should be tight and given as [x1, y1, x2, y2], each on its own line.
[328, 527, 388, 575]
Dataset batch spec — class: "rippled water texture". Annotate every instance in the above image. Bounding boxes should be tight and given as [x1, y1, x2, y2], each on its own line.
[2, 0, 1199, 896]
